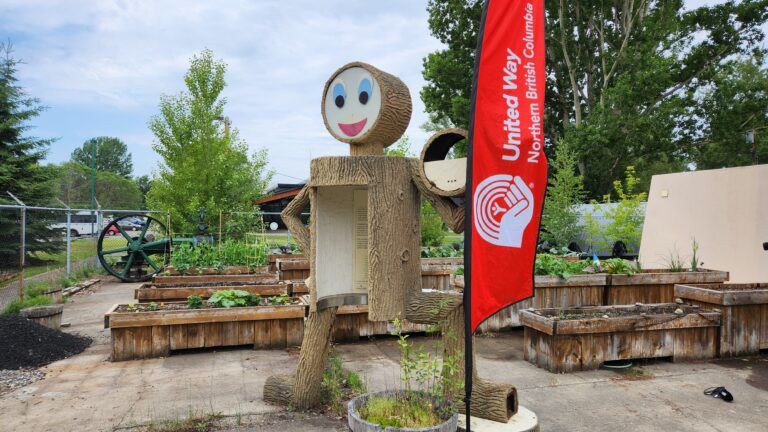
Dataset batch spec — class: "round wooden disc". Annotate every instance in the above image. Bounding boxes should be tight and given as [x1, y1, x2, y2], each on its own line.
[321, 62, 412, 150]
[418, 128, 468, 197]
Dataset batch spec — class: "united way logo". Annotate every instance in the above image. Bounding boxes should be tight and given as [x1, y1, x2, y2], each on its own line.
[473, 174, 534, 247]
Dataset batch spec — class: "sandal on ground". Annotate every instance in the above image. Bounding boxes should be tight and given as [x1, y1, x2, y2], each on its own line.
[703, 386, 733, 402]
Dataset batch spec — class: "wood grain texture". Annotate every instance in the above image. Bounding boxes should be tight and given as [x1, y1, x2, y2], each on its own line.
[310, 156, 420, 321]
[290, 306, 338, 408]
[410, 160, 465, 233]
[321, 62, 412, 153]
[417, 128, 468, 197]
[281, 185, 311, 255]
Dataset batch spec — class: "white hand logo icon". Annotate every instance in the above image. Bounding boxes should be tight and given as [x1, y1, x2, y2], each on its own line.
[497, 176, 534, 247]
[473, 174, 535, 248]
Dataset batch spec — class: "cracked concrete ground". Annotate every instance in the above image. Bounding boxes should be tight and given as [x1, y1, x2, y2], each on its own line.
[0, 280, 766, 431]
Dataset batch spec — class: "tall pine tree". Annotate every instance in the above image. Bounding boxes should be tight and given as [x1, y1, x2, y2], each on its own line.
[0, 43, 61, 268]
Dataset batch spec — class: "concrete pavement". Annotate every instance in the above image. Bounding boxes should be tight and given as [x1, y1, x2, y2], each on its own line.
[0, 280, 765, 431]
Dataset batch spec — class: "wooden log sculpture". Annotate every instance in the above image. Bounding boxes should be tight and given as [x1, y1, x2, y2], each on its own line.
[263, 62, 516, 422]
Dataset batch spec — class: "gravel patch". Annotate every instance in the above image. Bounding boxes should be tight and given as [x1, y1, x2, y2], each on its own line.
[0, 369, 45, 396]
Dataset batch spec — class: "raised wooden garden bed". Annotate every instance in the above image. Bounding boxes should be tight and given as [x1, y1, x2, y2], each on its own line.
[478, 274, 608, 332]
[421, 265, 456, 291]
[605, 269, 728, 305]
[277, 258, 309, 281]
[153, 273, 279, 286]
[421, 257, 463, 266]
[163, 265, 269, 276]
[268, 253, 305, 272]
[135, 283, 288, 303]
[675, 283, 768, 357]
[288, 280, 309, 295]
[520, 304, 721, 373]
[332, 304, 428, 342]
[105, 302, 307, 361]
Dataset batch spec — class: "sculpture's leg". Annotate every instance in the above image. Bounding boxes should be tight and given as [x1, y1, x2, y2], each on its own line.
[264, 306, 338, 408]
[443, 305, 518, 423]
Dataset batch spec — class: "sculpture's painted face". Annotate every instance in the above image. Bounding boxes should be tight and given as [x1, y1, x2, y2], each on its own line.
[323, 66, 382, 141]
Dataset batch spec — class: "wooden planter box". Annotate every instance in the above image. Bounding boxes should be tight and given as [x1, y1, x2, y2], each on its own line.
[105, 303, 307, 361]
[421, 257, 463, 266]
[277, 258, 310, 281]
[268, 253, 305, 271]
[421, 265, 456, 291]
[520, 304, 720, 373]
[478, 274, 608, 332]
[135, 283, 288, 303]
[605, 269, 729, 305]
[164, 265, 269, 276]
[675, 283, 768, 357]
[153, 273, 279, 286]
[288, 280, 309, 295]
[332, 304, 429, 343]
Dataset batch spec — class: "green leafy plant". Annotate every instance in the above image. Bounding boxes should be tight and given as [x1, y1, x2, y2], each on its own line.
[600, 258, 637, 275]
[586, 167, 647, 253]
[453, 266, 464, 276]
[207, 290, 260, 308]
[187, 294, 204, 309]
[534, 254, 590, 279]
[421, 245, 463, 258]
[266, 295, 291, 306]
[170, 239, 270, 270]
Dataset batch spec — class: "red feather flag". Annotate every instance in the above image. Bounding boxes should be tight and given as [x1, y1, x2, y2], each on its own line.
[465, 0, 548, 333]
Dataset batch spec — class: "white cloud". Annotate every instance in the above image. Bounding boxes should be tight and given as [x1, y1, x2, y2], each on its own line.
[1, 0, 444, 180]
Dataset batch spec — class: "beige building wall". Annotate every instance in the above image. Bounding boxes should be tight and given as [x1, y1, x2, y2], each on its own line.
[639, 164, 768, 283]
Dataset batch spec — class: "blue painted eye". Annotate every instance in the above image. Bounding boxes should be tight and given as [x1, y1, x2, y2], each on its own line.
[358, 78, 371, 105]
[333, 83, 346, 108]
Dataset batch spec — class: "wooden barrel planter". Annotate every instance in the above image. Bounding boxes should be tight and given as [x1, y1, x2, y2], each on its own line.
[135, 283, 289, 303]
[605, 269, 729, 305]
[163, 265, 269, 276]
[21, 304, 64, 330]
[477, 274, 608, 332]
[520, 304, 721, 373]
[153, 273, 279, 286]
[675, 283, 768, 357]
[332, 304, 429, 343]
[105, 302, 307, 361]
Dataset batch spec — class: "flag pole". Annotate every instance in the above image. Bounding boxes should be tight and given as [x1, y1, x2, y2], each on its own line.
[464, 2, 491, 431]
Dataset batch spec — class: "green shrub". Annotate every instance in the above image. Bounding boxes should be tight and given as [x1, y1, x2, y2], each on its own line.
[541, 140, 585, 247]
[585, 166, 646, 253]
[421, 246, 462, 258]
[534, 254, 591, 279]
[421, 200, 445, 247]
[3, 295, 52, 315]
[23, 280, 54, 298]
[170, 239, 269, 269]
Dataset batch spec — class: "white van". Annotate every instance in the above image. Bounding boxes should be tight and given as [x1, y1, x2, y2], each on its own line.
[51, 211, 100, 237]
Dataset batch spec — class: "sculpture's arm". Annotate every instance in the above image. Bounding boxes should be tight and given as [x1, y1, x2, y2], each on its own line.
[281, 185, 311, 254]
[409, 161, 465, 233]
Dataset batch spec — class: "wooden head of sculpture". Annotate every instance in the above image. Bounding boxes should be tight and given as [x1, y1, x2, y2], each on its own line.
[321, 62, 412, 155]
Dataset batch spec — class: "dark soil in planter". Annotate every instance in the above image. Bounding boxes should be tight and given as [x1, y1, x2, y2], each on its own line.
[685, 283, 768, 291]
[542, 304, 688, 320]
[0, 314, 91, 370]
[115, 296, 302, 312]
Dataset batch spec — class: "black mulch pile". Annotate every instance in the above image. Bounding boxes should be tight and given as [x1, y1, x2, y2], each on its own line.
[0, 314, 91, 370]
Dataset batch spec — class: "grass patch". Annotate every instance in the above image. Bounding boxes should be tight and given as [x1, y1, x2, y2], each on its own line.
[3, 295, 52, 314]
[135, 412, 223, 432]
[321, 349, 366, 413]
[359, 393, 443, 429]
[2, 239, 98, 287]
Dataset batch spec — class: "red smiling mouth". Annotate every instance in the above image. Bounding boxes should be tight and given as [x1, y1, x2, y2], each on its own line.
[338, 118, 367, 137]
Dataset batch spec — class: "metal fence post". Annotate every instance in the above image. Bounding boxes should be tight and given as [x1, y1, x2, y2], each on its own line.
[56, 198, 72, 275]
[7, 192, 26, 300]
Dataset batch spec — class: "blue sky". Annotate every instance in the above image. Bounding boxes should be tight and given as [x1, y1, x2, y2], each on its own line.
[0, 0, 748, 184]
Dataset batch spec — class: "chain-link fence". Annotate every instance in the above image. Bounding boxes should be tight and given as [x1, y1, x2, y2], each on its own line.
[0, 202, 165, 309]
